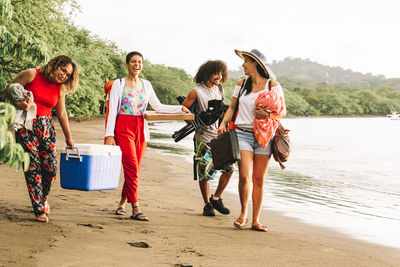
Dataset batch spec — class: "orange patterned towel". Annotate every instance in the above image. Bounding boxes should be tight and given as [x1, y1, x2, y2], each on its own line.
[253, 90, 284, 148]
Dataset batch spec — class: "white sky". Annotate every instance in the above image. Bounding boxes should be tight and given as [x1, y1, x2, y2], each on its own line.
[72, 0, 400, 78]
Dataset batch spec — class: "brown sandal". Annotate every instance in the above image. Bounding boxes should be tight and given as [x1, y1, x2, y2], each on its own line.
[234, 218, 246, 229]
[36, 214, 49, 223]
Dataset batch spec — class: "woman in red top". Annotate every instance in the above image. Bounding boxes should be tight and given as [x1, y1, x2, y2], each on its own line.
[6, 55, 79, 222]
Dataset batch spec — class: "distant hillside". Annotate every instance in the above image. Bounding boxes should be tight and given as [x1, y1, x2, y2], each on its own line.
[229, 57, 400, 90]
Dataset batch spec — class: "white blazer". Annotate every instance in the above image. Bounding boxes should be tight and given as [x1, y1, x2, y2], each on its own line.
[105, 78, 183, 141]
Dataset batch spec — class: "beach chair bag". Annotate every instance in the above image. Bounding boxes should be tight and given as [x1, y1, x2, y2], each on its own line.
[210, 130, 240, 170]
[103, 79, 121, 144]
[272, 123, 291, 169]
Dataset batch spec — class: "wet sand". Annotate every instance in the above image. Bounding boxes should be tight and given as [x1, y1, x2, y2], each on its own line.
[1, 116, 399, 267]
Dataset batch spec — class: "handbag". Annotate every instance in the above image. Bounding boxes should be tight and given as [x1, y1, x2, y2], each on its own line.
[272, 123, 291, 169]
[210, 130, 240, 170]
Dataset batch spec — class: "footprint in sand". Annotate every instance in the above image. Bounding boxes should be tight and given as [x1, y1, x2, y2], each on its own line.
[77, 223, 104, 229]
[181, 247, 204, 257]
[127, 241, 150, 248]
[140, 230, 155, 234]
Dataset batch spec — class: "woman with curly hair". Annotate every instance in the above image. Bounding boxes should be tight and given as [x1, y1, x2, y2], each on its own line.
[6, 54, 79, 222]
[181, 60, 234, 217]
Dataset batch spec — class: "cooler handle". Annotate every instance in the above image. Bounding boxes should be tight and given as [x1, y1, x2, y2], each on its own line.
[65, 147, 82, 162]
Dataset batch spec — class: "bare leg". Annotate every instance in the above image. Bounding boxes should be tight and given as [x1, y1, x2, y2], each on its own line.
[199, 180, 210, 203]
[234, 150, 253, 228]
[44, 200, 50, 215]
[118, 197, 127, 208]
[214, 171, 233, 198]
[251, 154, 271, 230]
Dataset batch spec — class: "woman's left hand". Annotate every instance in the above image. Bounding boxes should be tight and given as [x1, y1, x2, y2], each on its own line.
[255, 106, 270, 119]
[65, 136, 74, 149]
[181, 106, 191, 113]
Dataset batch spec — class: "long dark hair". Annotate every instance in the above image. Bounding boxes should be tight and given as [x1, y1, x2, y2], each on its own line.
[194, 60, 228, 84]
[242, 55, 269, 95]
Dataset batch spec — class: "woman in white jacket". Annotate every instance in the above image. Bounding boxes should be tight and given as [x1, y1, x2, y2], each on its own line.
[105, 51, 190, 221]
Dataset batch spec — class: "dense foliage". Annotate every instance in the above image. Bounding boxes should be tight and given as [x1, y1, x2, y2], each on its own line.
[279, 76, 400, 116]
[271, 57, 400, 90]
[0, 0, 33, 170]
[0, 102, 30, 171]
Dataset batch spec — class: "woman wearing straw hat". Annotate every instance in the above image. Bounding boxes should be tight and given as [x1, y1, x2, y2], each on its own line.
[218, 49, 286, 231]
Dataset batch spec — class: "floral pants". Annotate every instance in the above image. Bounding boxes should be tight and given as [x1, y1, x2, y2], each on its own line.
[15, 116, 57, 216]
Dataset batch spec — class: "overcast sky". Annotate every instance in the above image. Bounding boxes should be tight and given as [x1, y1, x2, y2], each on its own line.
[72, 0, 400, 78]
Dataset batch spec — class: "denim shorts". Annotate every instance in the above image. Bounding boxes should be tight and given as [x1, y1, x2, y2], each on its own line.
[235, 128, 272, 155]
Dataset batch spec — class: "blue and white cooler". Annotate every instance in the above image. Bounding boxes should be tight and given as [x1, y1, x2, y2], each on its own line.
[60, 144, 122, 191]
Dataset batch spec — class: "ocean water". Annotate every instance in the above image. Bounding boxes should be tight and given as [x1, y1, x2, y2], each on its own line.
[148, 117, 400, 249]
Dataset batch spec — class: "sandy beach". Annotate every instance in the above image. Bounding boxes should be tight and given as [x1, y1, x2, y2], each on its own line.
[1, 117, 399, 267]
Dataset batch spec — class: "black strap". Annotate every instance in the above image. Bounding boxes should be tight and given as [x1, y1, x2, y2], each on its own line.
[231, 79, 246, 123]
[217, 84, 225, 103]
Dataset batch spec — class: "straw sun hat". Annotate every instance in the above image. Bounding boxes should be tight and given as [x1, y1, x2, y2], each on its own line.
[234, 49, 276, 80]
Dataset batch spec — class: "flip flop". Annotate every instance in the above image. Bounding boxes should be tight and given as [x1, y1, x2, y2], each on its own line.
[130, 212, 149, 221]
[233, 218, 246, 229]
[251, 225, 268, 232]
[36, 214, 49, 223]
[115, 207, 127, 215]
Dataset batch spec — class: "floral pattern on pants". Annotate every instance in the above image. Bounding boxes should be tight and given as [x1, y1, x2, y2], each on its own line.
[15, 116, 57, 216]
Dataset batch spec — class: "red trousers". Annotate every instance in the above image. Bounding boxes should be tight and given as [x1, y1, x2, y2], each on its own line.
[114, 115, 147, 203]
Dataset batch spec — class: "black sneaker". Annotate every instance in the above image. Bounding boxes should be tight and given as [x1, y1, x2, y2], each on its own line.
[202, 203, 215, 216]
[209, 195, 230, 214]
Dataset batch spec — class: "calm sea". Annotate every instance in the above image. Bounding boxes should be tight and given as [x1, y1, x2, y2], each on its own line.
[148, 117, 400, 249]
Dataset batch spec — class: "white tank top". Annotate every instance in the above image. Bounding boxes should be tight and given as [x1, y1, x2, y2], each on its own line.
[232, 79, 285, 128]
[194, 83, 223, 143]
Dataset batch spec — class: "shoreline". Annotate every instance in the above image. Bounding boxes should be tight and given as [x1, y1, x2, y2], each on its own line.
[1, 116, 399, 266]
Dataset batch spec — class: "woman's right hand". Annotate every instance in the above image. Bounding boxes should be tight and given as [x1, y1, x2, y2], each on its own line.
[217, 123, 227, 136]
[15, 94, 32, 111]
[181, 106, 191, 114]
[105, 136, 116, 145]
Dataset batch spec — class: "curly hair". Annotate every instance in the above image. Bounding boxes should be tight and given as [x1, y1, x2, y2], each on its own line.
[39, 55, 79, 93]
[194, 60, 228, 84]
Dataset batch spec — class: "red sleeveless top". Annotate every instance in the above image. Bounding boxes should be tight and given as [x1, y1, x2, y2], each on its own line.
[25, 69, 60, 116]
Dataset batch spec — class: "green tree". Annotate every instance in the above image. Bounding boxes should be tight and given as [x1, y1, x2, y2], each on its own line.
[353, 89, 379, 114]
[142, 62, 194, 105]
[284, 90, 317, 116]
[0, 103, 30, 171]
[0, 0, 49, 100]
[0, 0, 39, 170]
